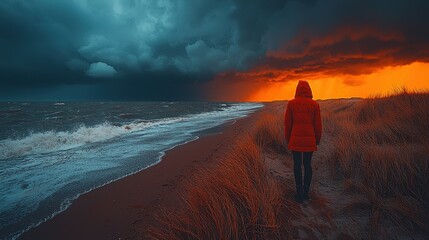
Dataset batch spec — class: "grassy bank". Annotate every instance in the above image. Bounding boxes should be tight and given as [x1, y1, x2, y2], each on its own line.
[147, 125, 290, 239]
[323, 90, 429, 236]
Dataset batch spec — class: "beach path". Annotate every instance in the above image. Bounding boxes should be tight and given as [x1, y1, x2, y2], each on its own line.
[265, 134, 367, 239]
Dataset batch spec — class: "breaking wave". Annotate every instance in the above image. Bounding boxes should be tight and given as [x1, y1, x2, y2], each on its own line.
[0, 118, 182, 160]
[0, 103, 262, 160]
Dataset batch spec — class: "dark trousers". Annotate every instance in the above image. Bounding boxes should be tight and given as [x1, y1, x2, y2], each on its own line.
[292, 151, 313, 188]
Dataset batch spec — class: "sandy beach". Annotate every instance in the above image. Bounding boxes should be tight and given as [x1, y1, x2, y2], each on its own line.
[20, 105, 265, 240]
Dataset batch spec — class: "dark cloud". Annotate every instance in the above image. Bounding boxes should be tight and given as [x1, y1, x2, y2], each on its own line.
[215, 0, 429, 87]
[0, 0, 428, 100]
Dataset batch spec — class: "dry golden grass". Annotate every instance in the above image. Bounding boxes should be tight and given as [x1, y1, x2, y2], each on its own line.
[324, 89, 429, 236]
[253, 113, 288, 154]
[148, 132, 290, 240]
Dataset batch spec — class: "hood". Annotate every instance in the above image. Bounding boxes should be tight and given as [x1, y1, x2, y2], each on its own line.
[295, 80, 313, 98]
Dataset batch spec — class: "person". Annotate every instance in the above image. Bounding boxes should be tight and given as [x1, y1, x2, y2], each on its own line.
[284, 80, 322, 203]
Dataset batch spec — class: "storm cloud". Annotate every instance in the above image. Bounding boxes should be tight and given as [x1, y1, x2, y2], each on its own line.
[0, 0, 428, 100]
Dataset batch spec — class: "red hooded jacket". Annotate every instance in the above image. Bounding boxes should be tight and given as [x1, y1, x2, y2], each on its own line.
[284, 81, 322, 152]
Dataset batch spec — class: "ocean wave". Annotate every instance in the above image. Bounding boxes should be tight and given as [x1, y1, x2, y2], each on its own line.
[0, 118, 182, 160]
[0, 103, 262, 160]
[45, 111, 64, 116]
[0, 108, 22, 114]
[118, 113, 136, 119]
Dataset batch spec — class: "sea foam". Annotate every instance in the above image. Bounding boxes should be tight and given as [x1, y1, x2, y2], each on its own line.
[0, 118, 182, 159]
[0, 103, 261, 160]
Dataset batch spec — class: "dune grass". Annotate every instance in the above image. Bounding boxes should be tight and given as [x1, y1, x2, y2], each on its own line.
[147, 130, 290, 239]
[253, 112, 288, 154]
[323, 90, 429, 236]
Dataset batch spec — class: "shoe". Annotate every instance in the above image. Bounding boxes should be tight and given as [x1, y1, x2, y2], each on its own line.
[294, 185, 303, 203]
[303, 185, 310, 200]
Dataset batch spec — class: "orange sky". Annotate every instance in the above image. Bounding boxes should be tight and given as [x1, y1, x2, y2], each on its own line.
[208, 61, 429, 102]
[247, 61, 429, 101]
[204, 23, 429, 102]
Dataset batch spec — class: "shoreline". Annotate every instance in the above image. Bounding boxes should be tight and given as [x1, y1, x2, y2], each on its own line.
[19, 106, 266, 240]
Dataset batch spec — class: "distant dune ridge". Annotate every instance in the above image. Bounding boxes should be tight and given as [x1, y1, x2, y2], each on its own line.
[147, 89, 429, 239]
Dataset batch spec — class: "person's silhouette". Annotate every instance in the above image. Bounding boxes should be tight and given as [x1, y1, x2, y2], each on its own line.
[284, 80, 322, 203]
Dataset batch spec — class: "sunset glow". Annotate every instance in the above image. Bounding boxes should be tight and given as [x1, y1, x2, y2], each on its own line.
[243, 62, 429, 101]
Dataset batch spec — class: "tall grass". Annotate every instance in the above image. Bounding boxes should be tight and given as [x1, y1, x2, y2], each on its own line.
[148, 129, 289, 239]
[324, 90, 429, 236]
[253, 113, 288, 154]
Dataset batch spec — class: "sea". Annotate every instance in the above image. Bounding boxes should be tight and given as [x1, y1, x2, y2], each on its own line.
[0, 101, 263, 239]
